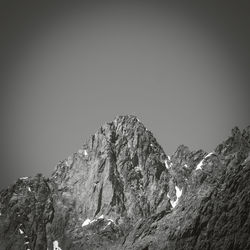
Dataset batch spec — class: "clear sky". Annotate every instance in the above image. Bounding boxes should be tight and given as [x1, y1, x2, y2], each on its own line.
[1, 1, 250, 189]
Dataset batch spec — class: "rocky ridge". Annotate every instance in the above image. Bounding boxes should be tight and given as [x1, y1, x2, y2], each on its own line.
[0, 115, 249, 250]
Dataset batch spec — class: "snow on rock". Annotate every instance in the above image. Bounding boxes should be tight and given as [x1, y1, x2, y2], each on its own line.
[19, 228, 24, 234]
[196, 152, 214, 170]
[176, 186, 182, 199]
[53, 240, 62, 250]
[205, 152, 214, 159]
[196, 159, 204, 170]
[83, 150, 88, 156]
[170, 199, 176, 208]
[106, 218, 115, 226]
[170, 186, 182, 208]
[82, 218, 91, 227]
[27, 187, 31, 192]
[103, 221, 112, 229]
[107, 218, 114, 223]
[82, 215, 113, 228]
[20, 177, 28, 180]
[184, 164, 188, 168]
[104, 218, 115, 229]
[165, 160, 170, 169]
[165, 159, 173, 169]
[167, 156, 171, 161]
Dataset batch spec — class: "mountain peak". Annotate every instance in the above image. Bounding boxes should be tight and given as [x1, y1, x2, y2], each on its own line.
[101, 114, 146, 137]
[114, 114, 141, 124]
[79, 114, 166, 163]
[51, 114, 168, 229]
[0, 120, 250, 250]
[102, 114, 145, 134]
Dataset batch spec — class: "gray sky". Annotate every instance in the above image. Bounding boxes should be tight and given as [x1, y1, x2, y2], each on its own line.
[1, 1, 250, 189]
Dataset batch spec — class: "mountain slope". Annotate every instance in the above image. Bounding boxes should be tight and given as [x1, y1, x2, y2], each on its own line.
[0, 116, 249, 250]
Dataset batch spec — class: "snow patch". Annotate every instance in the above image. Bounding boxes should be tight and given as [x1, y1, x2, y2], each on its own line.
[82, 219, 91, 227]
[170, 199, 176, 208]
[19, 228, 24, 234]
[82, 215, 113, 228]
[107, 218, 114, 223]
[167, 156, 171, 161]
[170, 186, 182, 208]
[53, 240, 62, 250]
[205, 152, 214, 158]
[27, 187, 31, 192]
[82, 216, 100, 227]
[20, 177, 28, 180]
[184, 164, 188, 168]
[196, 159, 204, 170]
[83, 150, 88, 156]
[176, 186, 182, 199]
[164, 160, 169, 169]
[196, 152, 214, 170]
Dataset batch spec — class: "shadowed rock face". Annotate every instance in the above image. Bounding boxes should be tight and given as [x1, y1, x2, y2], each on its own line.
[0, 116, 250, 250]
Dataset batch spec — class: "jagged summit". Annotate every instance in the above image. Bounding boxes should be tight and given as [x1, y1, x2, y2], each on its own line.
[52, 114, 168, 221]
[113, 114, 142, 125]
[53, 114, 164, 173]
[0, 118, 250, 250]
[96, 115, 144, 133]
[87, 114, 157, 149]
[55, 114, 166, 173]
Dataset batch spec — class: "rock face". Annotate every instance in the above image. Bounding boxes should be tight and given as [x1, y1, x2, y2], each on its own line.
[0, 115, 250, 250]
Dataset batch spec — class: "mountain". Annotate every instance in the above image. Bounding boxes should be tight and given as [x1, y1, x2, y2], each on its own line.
[0, 115, 249, 250]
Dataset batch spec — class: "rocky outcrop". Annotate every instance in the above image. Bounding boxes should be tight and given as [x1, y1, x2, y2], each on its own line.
[0, 116, 250, 250]
[47, 115, 169, 249]
[0, 174, 53, 250]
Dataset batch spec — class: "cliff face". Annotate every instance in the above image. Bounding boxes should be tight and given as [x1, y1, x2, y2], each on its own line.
[0, 116, 249, 250]
[0, 175, 53, 250]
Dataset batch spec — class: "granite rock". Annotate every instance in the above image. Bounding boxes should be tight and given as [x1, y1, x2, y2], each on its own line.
[0, 116, 249, 250]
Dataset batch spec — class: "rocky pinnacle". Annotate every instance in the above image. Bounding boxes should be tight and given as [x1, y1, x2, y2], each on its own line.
[0, 115, 249, 250]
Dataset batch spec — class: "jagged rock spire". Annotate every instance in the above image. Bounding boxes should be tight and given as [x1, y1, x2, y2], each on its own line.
[0, 118, 250, 250]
